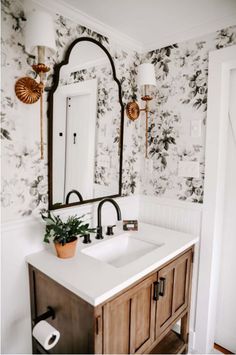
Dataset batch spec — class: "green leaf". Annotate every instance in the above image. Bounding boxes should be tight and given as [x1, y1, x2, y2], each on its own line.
[40, 209, 95, 245]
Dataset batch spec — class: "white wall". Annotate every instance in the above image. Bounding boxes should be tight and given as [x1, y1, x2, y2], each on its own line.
[194, 45, 236, 354]
[214, 69, 236, 353]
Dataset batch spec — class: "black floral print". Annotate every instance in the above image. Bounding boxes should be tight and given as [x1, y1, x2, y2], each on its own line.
[1, 0, 236, 220]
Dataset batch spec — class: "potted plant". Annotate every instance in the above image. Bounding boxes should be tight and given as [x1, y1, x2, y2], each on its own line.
[41, 210, 96, 259]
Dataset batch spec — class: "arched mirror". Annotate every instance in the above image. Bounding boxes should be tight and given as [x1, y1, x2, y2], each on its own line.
[48, 38, 124, 209]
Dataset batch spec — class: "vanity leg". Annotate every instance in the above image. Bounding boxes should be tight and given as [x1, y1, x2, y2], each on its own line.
[180, 312, 189, 353]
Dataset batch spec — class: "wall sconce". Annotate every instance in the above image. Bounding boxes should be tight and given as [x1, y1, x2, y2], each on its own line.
[15, 10, 56, 159]
[126, 63, 156, 158]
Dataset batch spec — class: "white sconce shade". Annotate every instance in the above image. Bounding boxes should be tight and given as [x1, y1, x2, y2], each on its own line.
[25, 10, 56, 54]
[137, 63, 156, 87]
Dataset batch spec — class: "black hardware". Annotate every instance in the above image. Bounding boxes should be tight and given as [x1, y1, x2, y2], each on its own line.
[48, 37, 124, 211]
[73, 132, 77, 144]
[96, 198, 122, 239]
[95, 226, 104, 240]
[153, 281, 160, 301]
[65, 189, 83, 204]
[96, 316, 102, 335]
[33, 306, 55, 326]
[106, 225, 116, 236]
[159, 277, 166, 297]
[59, 132, 63, 137]
[81, 234, 91, 244]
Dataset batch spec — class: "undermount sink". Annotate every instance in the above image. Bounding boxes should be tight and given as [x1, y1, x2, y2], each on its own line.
[81, 234, 163, 268]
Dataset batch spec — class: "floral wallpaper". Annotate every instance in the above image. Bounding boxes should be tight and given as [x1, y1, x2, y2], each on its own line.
[140, 26, 236, 203]
[1, 0, 140, 221]
[1, 0, 236, 222]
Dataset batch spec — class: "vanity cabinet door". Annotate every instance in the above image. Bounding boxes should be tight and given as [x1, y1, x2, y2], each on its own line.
[155, 250, 192, 338]
[103, 273, 157, 354]
[129, 275, 157, 354]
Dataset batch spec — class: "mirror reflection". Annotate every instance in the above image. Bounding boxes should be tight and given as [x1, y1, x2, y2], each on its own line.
[51, 40, 122, 207]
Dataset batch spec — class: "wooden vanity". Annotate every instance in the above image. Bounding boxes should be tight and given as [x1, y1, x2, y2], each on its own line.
[29, 246, 194, 354]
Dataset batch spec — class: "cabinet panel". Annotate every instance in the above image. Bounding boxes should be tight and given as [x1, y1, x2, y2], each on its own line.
[157, 267, 174, 328]
[132, 287, 152, 348]
[103, 274, 156, 354]
[29, 267, 95, 354]
[172, 250, 192, 319]
[130, 276, 156, 354]
[173, 257, 188, 313]
[103, 296, 130, 354]
[155, 250, 192, 337]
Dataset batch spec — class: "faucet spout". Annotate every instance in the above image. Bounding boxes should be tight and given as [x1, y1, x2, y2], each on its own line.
[96, 198, 122, 239]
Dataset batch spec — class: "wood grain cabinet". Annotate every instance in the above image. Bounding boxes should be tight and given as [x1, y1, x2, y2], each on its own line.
[155, 250, 192, 338]
[29, 247, 194, 354]
[103, 273, 156, 354]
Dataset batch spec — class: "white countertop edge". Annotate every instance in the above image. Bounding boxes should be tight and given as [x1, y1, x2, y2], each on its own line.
[27, 237, 198, 307]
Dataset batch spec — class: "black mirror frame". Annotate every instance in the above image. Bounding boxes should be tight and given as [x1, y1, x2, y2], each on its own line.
[47, 37, 124, 210]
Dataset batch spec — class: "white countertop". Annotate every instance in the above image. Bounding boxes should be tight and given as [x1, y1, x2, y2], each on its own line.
[26, 223, 198, 306]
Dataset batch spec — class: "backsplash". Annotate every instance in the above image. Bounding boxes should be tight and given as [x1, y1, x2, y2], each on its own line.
[140, 26, 236, 202]
[1, 0, 236, 222]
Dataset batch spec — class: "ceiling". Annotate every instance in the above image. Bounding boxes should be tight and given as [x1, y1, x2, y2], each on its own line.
[63, 0, 236, 50]
[32, 0, 236, 51]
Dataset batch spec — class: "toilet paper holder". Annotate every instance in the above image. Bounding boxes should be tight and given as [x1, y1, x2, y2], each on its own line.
[33, 306, 55, 326]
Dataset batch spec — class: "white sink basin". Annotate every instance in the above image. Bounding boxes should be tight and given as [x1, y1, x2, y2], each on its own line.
[81, 234, 163, 268]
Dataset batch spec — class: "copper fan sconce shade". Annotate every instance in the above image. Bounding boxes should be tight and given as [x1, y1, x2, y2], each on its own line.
[15, 63, 50, 104]
[126, 101, 140, 121]
[15, 77, 44, 104]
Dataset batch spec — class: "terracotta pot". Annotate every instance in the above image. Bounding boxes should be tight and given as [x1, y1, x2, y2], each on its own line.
[54, 237, 78, 259]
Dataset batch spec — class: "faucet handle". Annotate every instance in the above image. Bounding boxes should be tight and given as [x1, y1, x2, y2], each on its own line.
[106, 225, 116, 236]
[81, 234, 91, 244]
[95, 226, 104, 240]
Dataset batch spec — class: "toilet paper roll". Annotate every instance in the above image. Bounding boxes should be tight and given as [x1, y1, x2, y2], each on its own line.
[32, 320, 60, 350]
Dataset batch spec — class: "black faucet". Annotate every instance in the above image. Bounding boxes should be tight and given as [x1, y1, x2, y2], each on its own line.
[65, 189, 83, 204]
[96, 198, 122, 239]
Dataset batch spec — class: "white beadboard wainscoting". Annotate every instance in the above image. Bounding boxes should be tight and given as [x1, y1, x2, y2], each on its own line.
[1, 194, 201, 354]
[139, 195, 202, 236]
